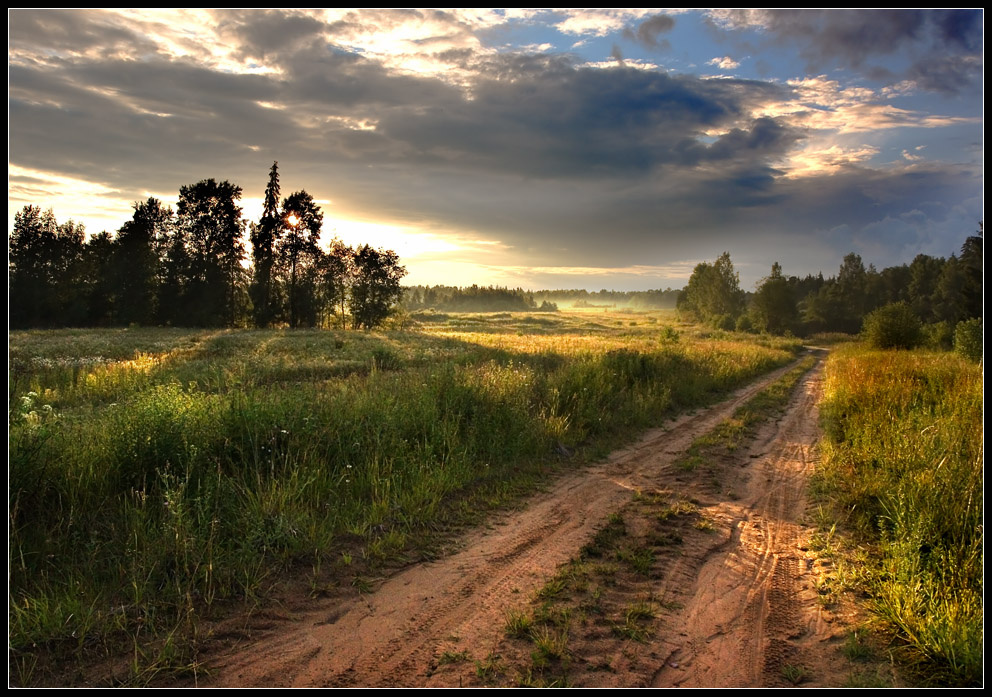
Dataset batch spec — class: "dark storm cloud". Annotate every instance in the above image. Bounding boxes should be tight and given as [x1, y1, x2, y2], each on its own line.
[907, 56, 983, 95]
[223, 9, 328, 61]
[622, 13, 675, 49]
[7, 9, 981, 288]
[9, 31, 796, 196]
[370, 66, 794, 178]
[715, 9, 983, 93]
[8, 8, 157, 55]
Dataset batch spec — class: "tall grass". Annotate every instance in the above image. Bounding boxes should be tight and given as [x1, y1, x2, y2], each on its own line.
[9, 314, 801, 682]
[816, 345, 983, 686]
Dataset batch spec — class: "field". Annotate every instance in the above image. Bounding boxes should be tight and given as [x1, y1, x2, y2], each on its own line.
[8, 310, 803, 684]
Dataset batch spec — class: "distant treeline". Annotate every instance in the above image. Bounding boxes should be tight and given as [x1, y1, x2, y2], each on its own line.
[678, 229, 983, 343]
[8, 162, 406, 331]
[401, 286, 681, 312]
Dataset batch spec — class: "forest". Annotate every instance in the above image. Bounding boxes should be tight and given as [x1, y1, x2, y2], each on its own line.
[675, 234, 983, 350]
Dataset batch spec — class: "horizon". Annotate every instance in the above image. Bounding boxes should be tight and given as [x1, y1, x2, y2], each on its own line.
[8, 9, 983, 292]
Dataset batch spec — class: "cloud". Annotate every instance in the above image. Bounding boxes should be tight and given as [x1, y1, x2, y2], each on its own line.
[621, 13, 676, 49]
[6, 9, 983, 290]
[707, 56, 740, 70]
[707, 9, 984, 93]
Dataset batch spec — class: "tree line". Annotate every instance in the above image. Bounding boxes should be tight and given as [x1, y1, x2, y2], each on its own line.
[678, 229, 983, 346]
[401, 286, 681, 312]
[8, 162, 406, 330]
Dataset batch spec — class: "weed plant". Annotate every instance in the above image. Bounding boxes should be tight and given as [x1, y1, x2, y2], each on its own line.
[815, 345, 982, 686]
[8, 314, 800, 683]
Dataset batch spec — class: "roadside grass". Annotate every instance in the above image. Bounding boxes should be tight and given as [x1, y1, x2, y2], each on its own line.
[813, 345, 982, 687]
[8, 314, 802, 684]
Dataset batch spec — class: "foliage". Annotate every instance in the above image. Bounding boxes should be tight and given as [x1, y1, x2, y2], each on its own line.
[953, 318, 982, 362]
[677, 252, 745, 324]
[9, 163, 410, 332]
[350, 245, 407, 330]
[173, 178, 247, 326]
[751, 262, 797, 335]
[279, 190, 324, 328]
[861, 302, 923, 350]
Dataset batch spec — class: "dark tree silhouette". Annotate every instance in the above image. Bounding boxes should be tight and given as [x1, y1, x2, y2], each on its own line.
[677, 252, 745, 327]
[114, 198, 172, 326]
[250, 162, 282, 328]
[9, 206, 85, 328]
[278, 190, 323, 328]
[350, 244, 406, 330]
[751, 262, 797, 334]
[176, 179, 246, 326]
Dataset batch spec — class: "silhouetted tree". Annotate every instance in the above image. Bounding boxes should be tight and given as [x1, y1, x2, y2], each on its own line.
[959, 223, 983, 320]
[322, 238, 354, 329]
[278, 190, 323, 328]
[176, 179, 246, 326]
[9, 206, 86, 327]
[82, 231, 117, 326]
[114, 198, 171, 326]
[250, 162, 282, 327]
[350, 245, 406, 329]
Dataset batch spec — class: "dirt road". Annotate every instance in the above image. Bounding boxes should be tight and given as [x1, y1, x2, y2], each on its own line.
[198, 353, 852, 687]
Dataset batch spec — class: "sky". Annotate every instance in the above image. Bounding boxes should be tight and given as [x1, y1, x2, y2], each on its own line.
[7, 9, 984, 291]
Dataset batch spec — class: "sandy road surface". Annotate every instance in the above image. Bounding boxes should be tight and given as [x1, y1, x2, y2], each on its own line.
[196, 353, 848, 687]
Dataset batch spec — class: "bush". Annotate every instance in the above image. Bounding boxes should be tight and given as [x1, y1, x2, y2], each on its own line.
[923, 321, 955, 351]
[861, 302, 922, 350]
[735, 314, 755, 333]
[954, 318, 983, 362]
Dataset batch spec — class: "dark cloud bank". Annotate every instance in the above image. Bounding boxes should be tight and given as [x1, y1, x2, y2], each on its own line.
[8, 9, 983, 285]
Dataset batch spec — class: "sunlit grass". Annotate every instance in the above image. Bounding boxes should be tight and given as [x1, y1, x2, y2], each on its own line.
[8, 312, 801, 684]
[815, 345, 982, 686]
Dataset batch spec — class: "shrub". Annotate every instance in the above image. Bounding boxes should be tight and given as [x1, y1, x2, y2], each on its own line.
[954, 318, 983, 362]
[735, 314, 754, 333]
[861, 302, 922, 350]
[923, 321, 955, 351]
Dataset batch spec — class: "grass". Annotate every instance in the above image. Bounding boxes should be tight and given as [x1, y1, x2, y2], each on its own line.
[8, 313, 802, 684]
[814, 345, 983, 687]
[781, 663, 809, 685]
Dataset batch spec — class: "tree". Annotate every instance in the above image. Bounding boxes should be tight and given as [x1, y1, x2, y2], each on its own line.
[677, 252, 745, 326]
[176, 179, 246, 326]
[278, 190, 323, 328]
[114, 198, 171, 326]
[9, 206, 86, 328]
[959, 223, 982, 320]
[862, 302, 923, 350]
[350, 244, 407, 329]
[322, 238, 354, 329]
[751, 261, 797, 334]
[250, 162, 282, 327]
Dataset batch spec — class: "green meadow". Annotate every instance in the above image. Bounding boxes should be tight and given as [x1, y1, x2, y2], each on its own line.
[8, 311, 801, 682]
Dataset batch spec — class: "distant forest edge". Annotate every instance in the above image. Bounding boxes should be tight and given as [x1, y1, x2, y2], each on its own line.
[400, 286, 681, 313]
[6, 159, 982, 343]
